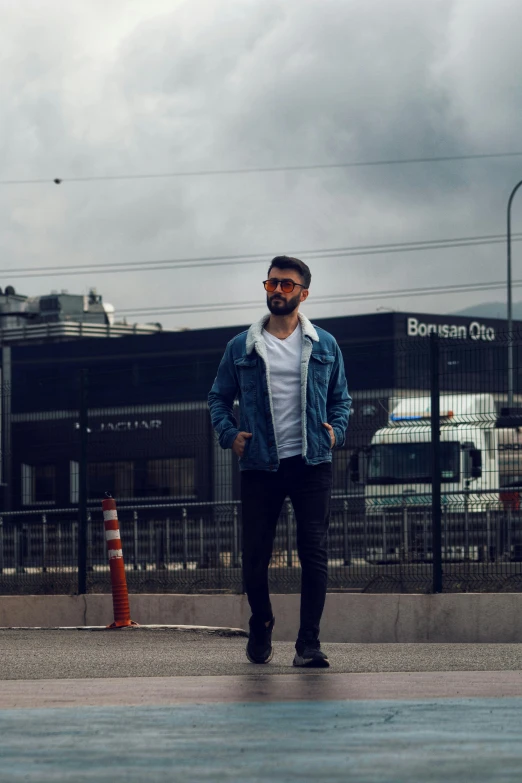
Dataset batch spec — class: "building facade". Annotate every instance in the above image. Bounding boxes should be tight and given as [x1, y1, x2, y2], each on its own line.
[1, 310, 519, 512]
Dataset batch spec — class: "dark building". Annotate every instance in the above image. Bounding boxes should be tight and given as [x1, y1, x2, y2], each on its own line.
[1, 310, 519, 512]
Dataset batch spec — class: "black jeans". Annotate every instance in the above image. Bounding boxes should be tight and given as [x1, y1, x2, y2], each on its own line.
[240, 456, 332, 643]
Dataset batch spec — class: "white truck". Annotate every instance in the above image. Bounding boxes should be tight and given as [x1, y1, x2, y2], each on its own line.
[361, 393, 522, 514]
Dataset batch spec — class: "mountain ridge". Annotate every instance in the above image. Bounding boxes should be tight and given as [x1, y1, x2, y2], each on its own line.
[452, 302, 522, 320]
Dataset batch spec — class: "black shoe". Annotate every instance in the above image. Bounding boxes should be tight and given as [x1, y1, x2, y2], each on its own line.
[293, 640, 329, 668]
[246, 616, 275, 664]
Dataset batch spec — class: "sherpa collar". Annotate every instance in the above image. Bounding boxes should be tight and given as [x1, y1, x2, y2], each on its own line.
[245, 312, 319, 354]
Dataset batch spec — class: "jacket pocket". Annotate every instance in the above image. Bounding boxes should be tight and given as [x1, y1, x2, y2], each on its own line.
[310, 353, 334, 412]
[310, 352, 335, 386]
[234, 356, 258, 393]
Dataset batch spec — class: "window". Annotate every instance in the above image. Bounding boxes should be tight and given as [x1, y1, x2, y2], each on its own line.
[88, 462, 134, 499]
[21, 464, 56, 505]
[143, 458, 195, 497]
[368, 442, 460, 484]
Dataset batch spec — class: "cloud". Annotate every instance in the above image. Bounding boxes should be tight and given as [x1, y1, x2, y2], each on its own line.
[0, 0, 521, 330]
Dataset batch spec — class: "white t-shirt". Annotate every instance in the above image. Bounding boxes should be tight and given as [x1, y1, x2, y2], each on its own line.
[262, 324, 302, 459]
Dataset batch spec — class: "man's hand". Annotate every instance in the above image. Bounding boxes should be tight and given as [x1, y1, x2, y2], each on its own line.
[232, 431, 252, 457]
[323, 422, 335, 449]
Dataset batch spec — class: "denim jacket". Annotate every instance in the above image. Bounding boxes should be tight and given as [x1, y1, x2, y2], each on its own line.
[208, 313, 352, 471]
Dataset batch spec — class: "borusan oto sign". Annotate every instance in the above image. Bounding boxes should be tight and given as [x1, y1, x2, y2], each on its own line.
[407, 317, 496, 341]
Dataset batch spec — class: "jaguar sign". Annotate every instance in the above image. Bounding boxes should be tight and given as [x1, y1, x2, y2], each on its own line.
[98, 419, 162, 432]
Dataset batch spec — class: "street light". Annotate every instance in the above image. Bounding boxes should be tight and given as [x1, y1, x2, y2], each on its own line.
[507, 179, 522, 410]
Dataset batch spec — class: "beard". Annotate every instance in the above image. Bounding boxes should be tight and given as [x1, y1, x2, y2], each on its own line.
[266, 292, 301, 316]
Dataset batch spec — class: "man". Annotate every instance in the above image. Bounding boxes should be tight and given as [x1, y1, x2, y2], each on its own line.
[208, 256, 351, 667]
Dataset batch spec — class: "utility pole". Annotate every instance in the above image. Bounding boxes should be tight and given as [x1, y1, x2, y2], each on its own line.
[507, 179, 522, 410]
[430, 333, 442, 593]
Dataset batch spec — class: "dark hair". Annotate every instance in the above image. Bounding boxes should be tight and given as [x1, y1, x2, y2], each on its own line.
[268, 256, 311, 289]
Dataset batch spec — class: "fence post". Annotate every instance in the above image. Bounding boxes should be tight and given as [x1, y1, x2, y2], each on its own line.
[430, 332, 443, 593]
[14, 522, 20, 574]
[71, 521, 77, 571]
[77, 368, 89, 594]
[182, 508, 188, 569]
[402, 505, 409, 562]
[42, 514, 48, 573]
[57, 523, 62, 569]
[215, 512, 221, 567]
[165, 516, 171, 569]
[464, 490, 470, 561]
[87, 511, 92, 572]
[25, 523, 32, 565]
[232, 505, 239, 568]
[148, 519, 154, 567]
[343, 500, 350, 566]
[363, 509, 368, 561]
[495, 508, 502, 562]
[286, 500, 293, 568]
[199, 517, 205, 568]
[133, 510, 139, 570]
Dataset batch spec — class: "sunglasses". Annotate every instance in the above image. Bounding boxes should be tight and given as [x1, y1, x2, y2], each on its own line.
[263, 278, 306, 294]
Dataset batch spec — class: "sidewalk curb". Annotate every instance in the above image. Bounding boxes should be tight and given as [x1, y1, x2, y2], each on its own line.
[5, 593, 522, 642]
[0, 624, 248, 637]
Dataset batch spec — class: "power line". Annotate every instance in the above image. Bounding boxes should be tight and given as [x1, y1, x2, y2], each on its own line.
[2, 151, 522, 186]
[3, 232, 522, 280]
[5, 231, 521, 274]
[118, 278, 522, 318]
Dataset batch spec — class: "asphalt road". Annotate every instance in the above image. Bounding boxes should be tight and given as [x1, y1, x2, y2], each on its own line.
[2, 628, 522, 679]
[3, 630, 522, 782]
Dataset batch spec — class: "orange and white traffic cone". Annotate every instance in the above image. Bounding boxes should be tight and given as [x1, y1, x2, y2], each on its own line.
[102, 496, 138, 628]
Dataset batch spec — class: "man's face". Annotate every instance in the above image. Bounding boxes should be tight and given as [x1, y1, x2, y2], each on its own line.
[266, 267, 309, 316]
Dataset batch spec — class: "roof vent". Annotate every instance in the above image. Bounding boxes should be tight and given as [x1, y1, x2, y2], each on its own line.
[5, 285, 15, 296]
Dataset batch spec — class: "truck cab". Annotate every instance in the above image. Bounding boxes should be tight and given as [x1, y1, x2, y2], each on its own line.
[363, 393, 498, 514]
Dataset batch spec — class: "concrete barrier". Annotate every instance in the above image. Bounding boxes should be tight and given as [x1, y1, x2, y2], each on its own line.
[2, 593, 522, 642]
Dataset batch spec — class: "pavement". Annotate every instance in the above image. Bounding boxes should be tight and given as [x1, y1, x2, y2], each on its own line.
[1, 629, 522, 782]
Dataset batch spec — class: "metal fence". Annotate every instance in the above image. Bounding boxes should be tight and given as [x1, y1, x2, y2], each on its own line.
[3, 498, 522, 595]
[3, 330, 522, 594]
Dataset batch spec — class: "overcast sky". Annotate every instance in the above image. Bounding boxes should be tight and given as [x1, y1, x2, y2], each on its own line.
[1, 0, 522, 331]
